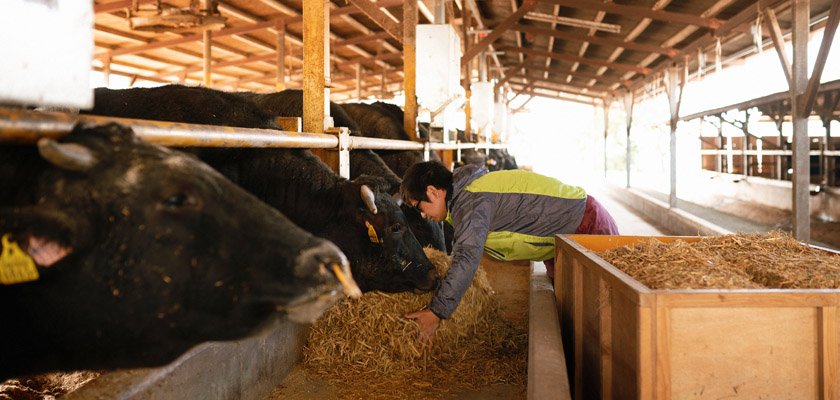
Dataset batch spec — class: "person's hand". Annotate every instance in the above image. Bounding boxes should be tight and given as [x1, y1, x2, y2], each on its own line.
[404, 308, 440, 353]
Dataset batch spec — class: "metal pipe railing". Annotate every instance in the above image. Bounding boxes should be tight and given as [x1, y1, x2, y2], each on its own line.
[0, 107, 338, 148]
[1, 107, 508, 152]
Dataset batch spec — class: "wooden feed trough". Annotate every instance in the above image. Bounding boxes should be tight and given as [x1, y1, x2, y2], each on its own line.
[554, 234, 840, 400]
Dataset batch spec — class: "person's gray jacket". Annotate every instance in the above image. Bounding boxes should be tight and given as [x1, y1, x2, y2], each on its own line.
[429, 164, 587, 319]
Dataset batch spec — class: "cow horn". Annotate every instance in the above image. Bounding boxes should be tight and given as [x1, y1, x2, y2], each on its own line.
[392, 192, 403, 206]
[361, 185, 377, 214]
[37, 138, 97, 172]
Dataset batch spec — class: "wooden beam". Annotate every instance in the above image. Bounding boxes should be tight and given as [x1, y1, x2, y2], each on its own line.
[94, 0, 155, 13]
[336, 52, 402, 67]
[495, 56, 531, 91]
[522, 64, 632, 86]
[505, 46, 651, 74]
[102, 0, 403, 58]
[334, 32, 392, 47]
[513, 24, 678, 57]
[541, 0, 725, 29]
[514, 73, 612, 94]
[790, 0, 810, 241]
[276, 20, 285, 91]
[345, 0, 404, 44]
[461, 0, 536, 65]
[404, 0, 418, 139]
[764, 8, 793, 88]
[203, 30, 212, 87]
[303, 0, 326, 134]
[801, 0, 840, 117]
[508, 80, 604, 98]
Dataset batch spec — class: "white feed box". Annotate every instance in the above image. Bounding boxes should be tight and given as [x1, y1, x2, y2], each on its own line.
[494, 101, 509, 142]
[0, 0, 93, 108]
[470, 82, 494, 131]
[416, 24, 461, 125]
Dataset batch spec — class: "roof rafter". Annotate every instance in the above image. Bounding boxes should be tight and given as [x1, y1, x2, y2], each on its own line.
[540, 0, 725, 29]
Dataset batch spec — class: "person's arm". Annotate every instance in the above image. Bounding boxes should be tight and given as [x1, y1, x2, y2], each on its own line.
[429, 195, 493, 319]
[405, 194, 494, 351]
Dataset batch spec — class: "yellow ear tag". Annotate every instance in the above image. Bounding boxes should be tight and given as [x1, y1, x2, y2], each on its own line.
[0, 234, 39, 285]
[365, 221, 382, 243]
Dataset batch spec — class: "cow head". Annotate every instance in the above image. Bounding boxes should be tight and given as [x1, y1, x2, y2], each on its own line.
[0, 123, 359, 374]
[400, 203, 447, 252]
[337, 175, 439, 293]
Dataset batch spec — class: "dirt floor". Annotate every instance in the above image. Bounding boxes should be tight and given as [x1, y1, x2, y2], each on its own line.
[266, 255, 531, 400]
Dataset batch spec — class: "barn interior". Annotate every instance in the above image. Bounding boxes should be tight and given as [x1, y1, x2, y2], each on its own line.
[2, 0, 840, 399]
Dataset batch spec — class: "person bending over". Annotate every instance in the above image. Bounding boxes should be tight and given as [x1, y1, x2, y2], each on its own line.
[400, 161, 619, 350]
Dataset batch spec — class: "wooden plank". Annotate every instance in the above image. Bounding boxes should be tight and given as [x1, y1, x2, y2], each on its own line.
[801, 0, 840, 117]
[820, 307, 838, 400]
[764, 8, 793, 88]
[573, 258, 584, 400]
[461, 0, 536, 65]
[543, 0, 724, 29]
[611, 284, 642, 399]
[638, 306, 653, 400]
[658, 291, 840, 308]
[654, 301, 670, 400]
[513, 24, 678, 57]
[599, 278, 613, 399]
[668, 307, 818, 398]
[275, 21, 285, 91]
[505, 46, 651, 74]
[203, 30, 212, 87]
[345, 0, 404, 44]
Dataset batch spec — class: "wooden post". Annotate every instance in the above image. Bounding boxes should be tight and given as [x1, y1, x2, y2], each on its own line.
[275, 20, 286, 92]
[304, 0, 337, 171]
[790, 0, 810, 241]
[356, 62, 362, 101]
[603, 99, 610, 178]
[203, 29, 212, 87]
[624, 91, 634, 188]
[103, 55, 111, 87]
[665, 64, 683, 209]
[404, 0, 418, 140]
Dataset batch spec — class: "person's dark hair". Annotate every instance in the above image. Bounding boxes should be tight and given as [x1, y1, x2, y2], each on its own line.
[400, 161, 453, 203]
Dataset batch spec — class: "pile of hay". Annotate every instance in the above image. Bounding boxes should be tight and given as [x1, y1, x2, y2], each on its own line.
[599, 231, 840, 289]
[0, 371, 100, 400]
[303, 248, 527, 398]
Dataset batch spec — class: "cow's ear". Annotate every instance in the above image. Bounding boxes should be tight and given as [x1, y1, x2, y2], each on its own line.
[1, 233, 73, 269]
[0, 207, 87, 267]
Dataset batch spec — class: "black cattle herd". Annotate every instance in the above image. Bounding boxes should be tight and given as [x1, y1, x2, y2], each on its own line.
[0, 84, 517, 380]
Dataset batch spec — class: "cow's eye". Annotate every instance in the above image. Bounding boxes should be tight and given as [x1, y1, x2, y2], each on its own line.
[162, 193, 188, 209]
[390, 223, 403, 234]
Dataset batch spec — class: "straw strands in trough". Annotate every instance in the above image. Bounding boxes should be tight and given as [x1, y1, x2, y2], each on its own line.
[599, 231, 840, 290]
[303, 248, 527, 399]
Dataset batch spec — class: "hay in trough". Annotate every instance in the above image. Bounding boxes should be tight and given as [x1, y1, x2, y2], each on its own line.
[598, 231, 840, 289]
[303, 248, 527, 399]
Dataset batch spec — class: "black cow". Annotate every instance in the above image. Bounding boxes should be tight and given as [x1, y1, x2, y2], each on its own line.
[0, 123, 355, 380]
[340, 102, 447, 252]
[237, 90, 446, 253]
[87, 85, 438, 293]
[237, 90, 402, 193]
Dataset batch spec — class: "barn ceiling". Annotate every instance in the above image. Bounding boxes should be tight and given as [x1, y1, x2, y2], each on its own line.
[92, 0, 837, 105]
